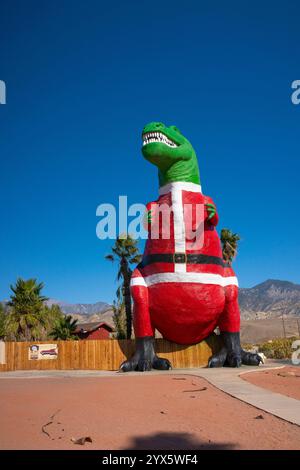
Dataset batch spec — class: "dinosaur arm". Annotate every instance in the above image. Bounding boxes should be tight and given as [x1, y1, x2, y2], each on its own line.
[204, 196, 219, 226]
[143, 202, 154, 231]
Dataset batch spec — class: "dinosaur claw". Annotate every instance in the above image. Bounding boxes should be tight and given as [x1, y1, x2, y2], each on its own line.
[137, 359, 152, 372]
[226, 354, 242, 368]
[153, 357, 172, 370]
[119, 360, 136, 372]
[241, 350, 264, 366]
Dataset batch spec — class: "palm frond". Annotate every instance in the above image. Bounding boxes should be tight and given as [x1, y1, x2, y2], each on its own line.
[220, 228, 240, 263]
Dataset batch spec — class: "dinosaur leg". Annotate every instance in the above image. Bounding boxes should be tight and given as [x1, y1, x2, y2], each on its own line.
[208, 286, 262, 367]
[120, 269, 171, 372]
[208, 331, 242, 368]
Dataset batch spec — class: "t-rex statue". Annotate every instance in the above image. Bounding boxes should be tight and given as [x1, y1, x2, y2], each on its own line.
[120, 122, 262, 371]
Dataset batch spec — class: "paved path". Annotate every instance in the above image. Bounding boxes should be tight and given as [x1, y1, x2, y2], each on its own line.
[191, 365, 300, 426]
[1, 362, 300, 426]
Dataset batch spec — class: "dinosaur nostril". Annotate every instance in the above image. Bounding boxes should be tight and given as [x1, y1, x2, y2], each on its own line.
[142, 122, 164, 133]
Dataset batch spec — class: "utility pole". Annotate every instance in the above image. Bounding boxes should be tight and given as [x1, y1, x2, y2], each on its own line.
[281, 313, 287, 339]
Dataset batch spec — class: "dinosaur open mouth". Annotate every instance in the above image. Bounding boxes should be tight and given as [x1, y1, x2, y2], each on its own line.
[142, 132, 178, 148]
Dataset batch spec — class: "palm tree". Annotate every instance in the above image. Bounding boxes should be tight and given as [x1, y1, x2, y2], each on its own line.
[112, 300, 126, 339]
[220, 228, 240, 265]
[105, 235, 141, 339]
[50, 315, 78, 340]
[6, 278, 48, 341]
[42, 304, 65, 340]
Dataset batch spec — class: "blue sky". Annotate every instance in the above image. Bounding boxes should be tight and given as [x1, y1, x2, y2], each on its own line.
[0, 0, 299, 303]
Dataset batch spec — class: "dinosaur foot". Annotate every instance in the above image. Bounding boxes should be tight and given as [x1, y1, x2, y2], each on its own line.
[120, 336, 172, 372]
[241, 349, 263, 366]
[208, 332, 263, 368]
[208, 332, 242, 368]
[208, 347, 242, 368]
[120, 356, 172, 372]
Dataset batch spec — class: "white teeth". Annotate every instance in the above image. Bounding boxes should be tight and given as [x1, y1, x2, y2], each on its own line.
[142, 131, 177, 148]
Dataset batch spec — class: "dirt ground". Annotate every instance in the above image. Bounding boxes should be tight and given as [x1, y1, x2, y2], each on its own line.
[242, 366, 300, 401]
[240, 318, 300, 343]
[0, 374, 300, 450]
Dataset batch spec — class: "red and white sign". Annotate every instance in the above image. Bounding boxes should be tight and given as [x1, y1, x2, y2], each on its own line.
[28, 344, 58, 360]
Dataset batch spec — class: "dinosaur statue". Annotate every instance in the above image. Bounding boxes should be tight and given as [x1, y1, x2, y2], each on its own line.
[120, 122, 262, 371]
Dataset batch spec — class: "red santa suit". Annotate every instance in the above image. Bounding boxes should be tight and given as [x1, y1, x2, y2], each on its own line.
[130, 181, 240, 345]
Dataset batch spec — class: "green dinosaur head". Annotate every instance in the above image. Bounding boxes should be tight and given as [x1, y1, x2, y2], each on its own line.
[141, 122, 200, 187]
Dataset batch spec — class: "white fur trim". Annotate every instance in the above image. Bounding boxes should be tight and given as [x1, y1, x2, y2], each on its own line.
[159, 181, 202, 196]
[171, 186, 186, 273]
[130, 277, 147, 288]
[130, 272, 238, 288]
[223, 276, 239, 287]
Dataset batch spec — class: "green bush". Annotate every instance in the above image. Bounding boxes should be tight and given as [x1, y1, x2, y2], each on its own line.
[242, 337, 299, 359]
[258, 337, 299, 359]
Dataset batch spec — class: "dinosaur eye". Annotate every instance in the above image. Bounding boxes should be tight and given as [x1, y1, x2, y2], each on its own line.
[169, 125, 181, 134]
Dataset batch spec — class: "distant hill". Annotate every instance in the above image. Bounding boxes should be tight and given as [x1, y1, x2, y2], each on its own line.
[1, 298, 114, 327]
[239, 279, 300, 319]
[44, 299, 114, 326]
[45, 299, 111, 316]
[240, 317, 300, 344]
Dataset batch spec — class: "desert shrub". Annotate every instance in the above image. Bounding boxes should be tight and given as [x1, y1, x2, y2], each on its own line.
[242, 337, 300, 359]
[241, 343, 256, 352]
[258, 337, 299, 359]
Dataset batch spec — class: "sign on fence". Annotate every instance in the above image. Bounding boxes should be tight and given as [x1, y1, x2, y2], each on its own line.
[28, 344, 58, 360]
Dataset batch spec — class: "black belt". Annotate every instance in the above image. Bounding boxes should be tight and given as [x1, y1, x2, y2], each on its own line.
[138, 253, 225, 268]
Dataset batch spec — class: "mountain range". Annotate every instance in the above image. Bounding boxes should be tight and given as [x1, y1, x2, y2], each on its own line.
[2, 280, 300, 326]
[48, 279, 300, 323]
[239, 279, 300, 319]
[45, 299, 111, 316]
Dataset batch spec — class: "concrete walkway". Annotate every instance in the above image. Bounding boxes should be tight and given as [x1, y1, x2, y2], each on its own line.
[190, 365, 300, 426]
[1, 362, 300, 426]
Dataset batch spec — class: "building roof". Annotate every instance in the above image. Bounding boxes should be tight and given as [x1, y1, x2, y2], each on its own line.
[74, 321, 114, 334]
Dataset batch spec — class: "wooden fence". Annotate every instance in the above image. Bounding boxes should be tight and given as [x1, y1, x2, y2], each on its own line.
[0, 336, 221, 372]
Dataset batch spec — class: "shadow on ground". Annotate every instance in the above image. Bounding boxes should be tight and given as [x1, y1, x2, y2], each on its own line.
[126, 432, 234, 450]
